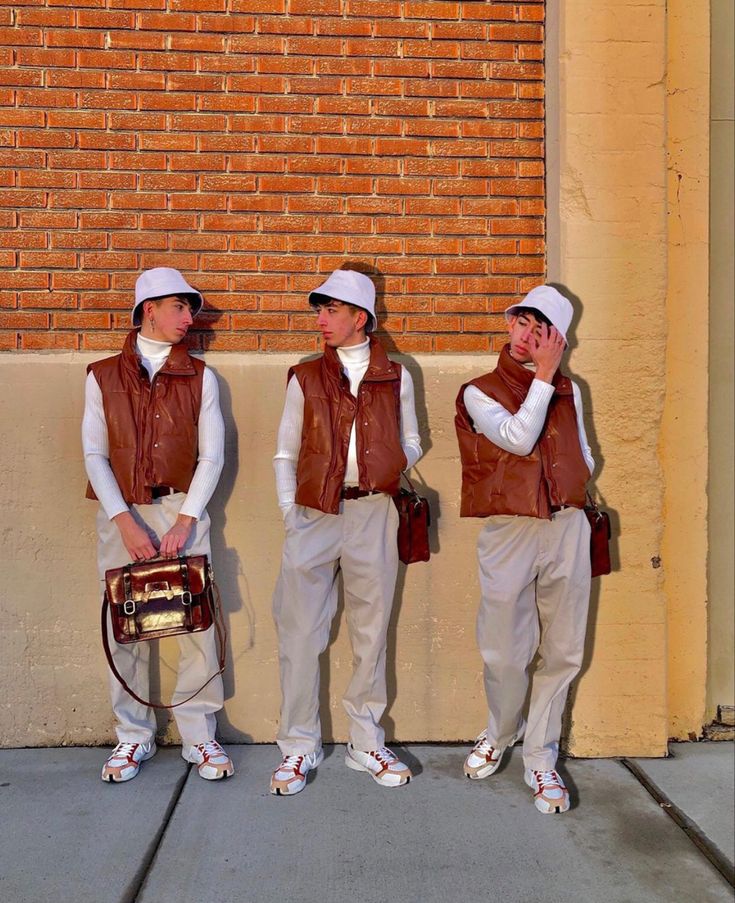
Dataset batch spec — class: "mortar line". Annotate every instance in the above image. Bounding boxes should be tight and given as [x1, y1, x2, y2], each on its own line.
[620, 758, 735, 888]
[124, 762, 193, 903]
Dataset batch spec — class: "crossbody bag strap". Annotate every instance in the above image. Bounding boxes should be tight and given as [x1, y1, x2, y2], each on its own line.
[101, 573, 227, 712]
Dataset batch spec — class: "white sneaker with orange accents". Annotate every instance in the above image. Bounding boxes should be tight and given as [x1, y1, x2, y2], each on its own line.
[344, 743, 412, 788]
[270, 749, 324, 796]
[101, 741, 156, 783]
[524, 768, 570, 814]
[184, 740, 234, 781]
[463, 730, 509, 780]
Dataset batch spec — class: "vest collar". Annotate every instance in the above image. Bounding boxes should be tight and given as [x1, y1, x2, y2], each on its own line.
[496, 343, 571, 396]
[322, 335, 397, 385]
[121, 328, 197, 378]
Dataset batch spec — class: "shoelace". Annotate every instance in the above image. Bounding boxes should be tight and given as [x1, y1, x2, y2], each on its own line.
[533, 770, 562, 791]
[197, 741, 225, 761]
[278, 754, 305, 775]
[111, 742, 139, 761]
[473, 734, 497, 759]
[372, 747, 398, 767]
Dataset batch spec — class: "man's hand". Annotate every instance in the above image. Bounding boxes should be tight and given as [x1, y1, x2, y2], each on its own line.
[159, 514, 196, 558]
[113, 511, 158, 561]
[529, 322, 565, 384]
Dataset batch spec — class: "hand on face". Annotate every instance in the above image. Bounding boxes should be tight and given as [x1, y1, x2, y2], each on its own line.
[528, 322, 565, 381]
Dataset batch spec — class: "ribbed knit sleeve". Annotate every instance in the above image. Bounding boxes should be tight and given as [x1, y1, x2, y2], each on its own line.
[178, 366, 225, 520]
[82, 371, 129, 521]
[399, 365, 422, 469]
[463, 379, 555, 457]
[272, 374, 304, 515]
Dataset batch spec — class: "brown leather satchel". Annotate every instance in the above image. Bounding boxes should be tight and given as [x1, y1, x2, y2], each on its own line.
[584, 494, 612, 578]
[393, 473, 431, 565]
[102, 554, 226, 710]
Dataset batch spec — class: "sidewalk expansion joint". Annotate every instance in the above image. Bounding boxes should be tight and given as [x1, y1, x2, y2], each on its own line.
[620, 758, 735, 889]
[124, 762, 193, 903]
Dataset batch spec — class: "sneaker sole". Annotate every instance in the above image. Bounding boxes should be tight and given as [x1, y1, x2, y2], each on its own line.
[270, 750, 324, 796]
[101, 743, 157, 784]
[344, 753, 411, 788]
[198, 763, 234, 781]
[463, 758, 503, 780]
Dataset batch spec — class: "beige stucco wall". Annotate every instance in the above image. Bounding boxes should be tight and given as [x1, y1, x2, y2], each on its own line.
[662, 0, 711, 739]
[707, 0, 735, 720]
[547, 0, 671, 754]
[0, 346, 665, 754]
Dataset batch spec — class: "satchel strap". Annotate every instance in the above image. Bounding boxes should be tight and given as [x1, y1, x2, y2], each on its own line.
[101, 562, 228, 712]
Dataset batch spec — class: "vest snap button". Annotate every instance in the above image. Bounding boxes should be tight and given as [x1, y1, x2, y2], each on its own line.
[154, 443, 159, 448]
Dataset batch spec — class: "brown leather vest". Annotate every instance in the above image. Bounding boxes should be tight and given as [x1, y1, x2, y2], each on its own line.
[290, 337, 407, 515]
[455, 344, 589, 519]
[85, 329, 204, 506]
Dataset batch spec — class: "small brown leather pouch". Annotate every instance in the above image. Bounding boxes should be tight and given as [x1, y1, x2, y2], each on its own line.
[584, 494, 612, 578]
[393, 473, 431, 565]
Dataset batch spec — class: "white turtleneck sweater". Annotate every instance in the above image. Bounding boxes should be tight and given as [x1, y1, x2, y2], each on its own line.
[82, 333, 225, 521]
[273, 338, 423, 513]
[463, 362, 594, 475]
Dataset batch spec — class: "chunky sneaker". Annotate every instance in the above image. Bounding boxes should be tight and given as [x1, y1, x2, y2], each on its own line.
[101, 741, 156, 783]
[524, 768, 570, 814]
[184, 741, 234, 780]
[344, 743, 412, 788]
[463, 729, 509, 780]
[270, 749, 324, 796]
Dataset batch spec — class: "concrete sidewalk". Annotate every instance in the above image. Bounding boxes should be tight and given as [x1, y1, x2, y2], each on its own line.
[0, 743, 732, 903]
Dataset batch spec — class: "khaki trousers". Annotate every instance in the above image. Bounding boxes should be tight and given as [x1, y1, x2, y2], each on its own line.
[273, 493, 399, 756]
[96, 494, 224, 749]
[476, 506, 591, 771]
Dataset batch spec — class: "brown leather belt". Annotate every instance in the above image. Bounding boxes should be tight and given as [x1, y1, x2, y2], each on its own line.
[151, 486, 176, 499]
[341, 487, 383, 500]
[550, 505, 570, 513]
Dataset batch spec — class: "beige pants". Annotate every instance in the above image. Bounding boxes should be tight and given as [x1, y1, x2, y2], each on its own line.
[273, 493, 400, 756]
[476, 506, 591, 771]
[96, 494, 224, 749]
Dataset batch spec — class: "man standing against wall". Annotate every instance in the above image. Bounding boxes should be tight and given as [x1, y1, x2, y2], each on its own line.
[83, 267, 234, 783]
[270, 268, 423, 795]
[455, 286, 595, 814]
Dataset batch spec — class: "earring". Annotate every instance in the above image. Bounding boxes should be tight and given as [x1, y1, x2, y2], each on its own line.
[149, 318, 155, 331]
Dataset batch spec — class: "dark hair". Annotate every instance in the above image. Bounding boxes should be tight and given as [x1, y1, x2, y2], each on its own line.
[511, 306, 552, 328]
[308, 298, 372, 331]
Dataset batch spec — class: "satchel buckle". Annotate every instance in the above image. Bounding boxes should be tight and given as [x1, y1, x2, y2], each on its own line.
[181, 590, 193, 606]
[123, 599, 136, 616]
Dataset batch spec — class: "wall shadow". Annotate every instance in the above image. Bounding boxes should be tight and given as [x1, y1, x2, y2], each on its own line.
[546, 283, 620, 755]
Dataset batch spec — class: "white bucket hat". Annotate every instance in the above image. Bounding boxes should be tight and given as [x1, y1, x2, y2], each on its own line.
[308, 269, 377, 333]
[132, 267, 203, 326]
[504, 285, 573, 346]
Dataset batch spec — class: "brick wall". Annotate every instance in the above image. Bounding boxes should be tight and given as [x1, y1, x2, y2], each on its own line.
[0, 0, 545, 353]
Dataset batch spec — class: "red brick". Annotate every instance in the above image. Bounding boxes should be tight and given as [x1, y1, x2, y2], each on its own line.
[138, 172, 197, 191]
[50, 232, 108, 249]
[0, 190, 46, 208]
[82, 252, 137, 270]
[435, 334, 489, 352]
[259, 333, 317, 352]
[111, 232, 168, 250]
[140, 213, 198, 230]
[110, 191, 166, 210]
[53, 312, 111, 329]
[316, 60, 371, 78]
[0, 311, 49, 329]
[21, 332, 79, 350]
[373, 20, 429, 39]
[19, 291, 77, 309]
